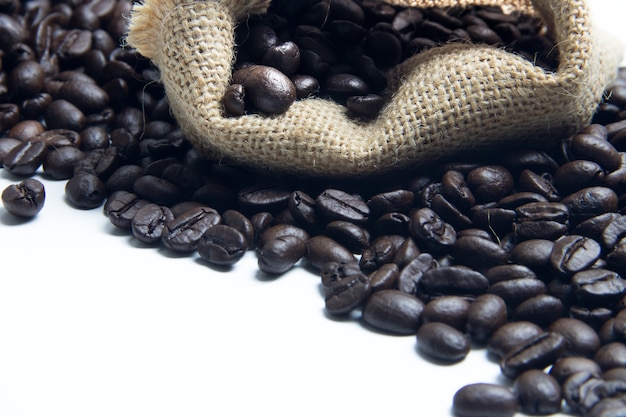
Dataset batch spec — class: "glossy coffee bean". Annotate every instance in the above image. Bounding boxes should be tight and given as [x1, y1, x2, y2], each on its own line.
[316, 188, 369, 225]
[421, 296, 470, 331]
[452, 383, 518, 417]
[500, 331, 566, 379]
[131, 203, 174, 244]
[513, 370, 562, 415]
[1, 178, 45, 218]
[257, 235, 306, 274]
[465, 294, 507, 344]
[3, 140, 48, 176]
[325, 272, 371, 315]
[417, 321, 470, 362]
[104, 191, 149, 230]
[549, 356, 603, 385]
[362, 289, 424, 335]
[572, 269, 626, 306]
[304, 235, 356, 269]
[420, 266, 489, 299]
[487, 321, 544, 359]
[231, 65, 296, 114]
[65, 172, 107, 209]
[197, 224, 248, 266]
[548, 317, 601, 358]
[162, 207, 221, 253]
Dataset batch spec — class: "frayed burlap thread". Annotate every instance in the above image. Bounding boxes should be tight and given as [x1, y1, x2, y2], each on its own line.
[127, 0, 622, 177]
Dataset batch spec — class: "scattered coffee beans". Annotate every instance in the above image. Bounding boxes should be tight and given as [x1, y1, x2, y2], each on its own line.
[1, 1, 626, 416]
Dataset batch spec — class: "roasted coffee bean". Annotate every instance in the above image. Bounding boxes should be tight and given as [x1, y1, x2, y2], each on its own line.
[549, 356, 603, 384]
[396, 252, 437, 295]
[3, 140, 48, 176]
[258, 224, 310, 250]
[484, 264, 537, 285]
[304, 235, 356, 269]
[44, 99, 86, 131]
[197, 224, 248, 266]
[262, 41, 300, 76]
[223, 83, 246, 116]
[221, 210, 255, 248]
[392, 236, 421, 268]
[571, 133, 622, 172]
[346, 94, 385, 117]
[487, 277, 546, 308]
[0, 138, 23, 167]
[257, 235, 306, 274]
[420, 266, 489, 299]
[452, 383, 518, 417]
[320, 260, 362, 288]
[105, 165, 143, 193]
[548, 317, 601, 358]
[513, 369, 562, 415]
[500, 331, 566, 379]
[602, 214, 626, 250]
[417, 321, 470, 362]
[373, 212, 411, 236]
[368, 262, 399, 292]
[237, 184, 290, 214]
[1, 178, 45, 218]
[422, 295, 471, 331]
[554, 160, 606, 194]
[131, 203, 174, 244]
[487, 321, 544, 359]
[509, 239, 555, 272]
[594, 342, 626, 371]
[288, 190, 318, 231]
[550, 234, 602, 275]
[466, 165, 514, 203]
[497, 191, 548, 209]
[563, 371, 606, 415]
[133, 175, 183, 207]
[562, 187, 619, 225]
[513, 294, 564, 328]
[323, 220, 370, 254]
[57, 80, 110, 114]
[162, 207, 221, 253]
[367, 189, 414, 217]
[368, 235, 405, 267]
[8, 60, 45, 98]
[518, 169, 560, 201]
[362, 289, 424, 335]
[452, 235, 509, 271]
[291, 74, 320, 98]
[325, 272, 371, 315]
[431, 193, 473, 230]
[104, 191, 149, 230]
[574, 212, 622, 243]
[409, 207, 456, 251]
[43, 147, 84, 180]
[316, 188, 369, 225]
[231, 65, 296, 114]
[572, 269, 626, 306]
[65, 172, 107, 209]
[466, 294, 507, 344]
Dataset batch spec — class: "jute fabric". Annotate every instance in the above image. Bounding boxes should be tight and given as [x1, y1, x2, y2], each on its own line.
[127, 0, 623, 177]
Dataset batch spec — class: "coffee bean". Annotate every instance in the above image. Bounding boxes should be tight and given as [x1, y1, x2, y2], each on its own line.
[500, 331, 566, 379]
[550, 234, 602, 275]
[563, 371, 606, 415]
[65, 172, 107, 209]
[417, 321, 470, 362]
[133, 175, 183, 207]
[231, 65, 296, 114]
[594, 342, 626, 371]
[452, 235, 509, 271]
[548, 317, 601, 358]
[304, 235, 356, 269]
[513, 294, 564, 328]
[396, 252, 437, 296]
[452, 383, 518, 417]
[420, 266, 489, 299]
[323, 220, 370, 254]
[43, 146, 84, 180]
[571, 133, 622, 172]
[487, 321, 544, 359]
[421, 295, 470, 331]
[572, 269, 626, 306]
[368, 262, 399, 292]
[362, 289, 424, 335]
[549, 356, 603, 384]
[3, 140, 48, 176]
[104, 191, 149, 230]
[325, 272, 371, 315]
[2, 178, 45, 218]
[488, 277, 547, 308]
[513, 369, 562, 415]
[197, 224, 248, 266]
[562, 187, 619, 225]
[466, 294, 507, 344]
[162, 206, 221, 253]
[316, 188, 369, 225]
[409, 207, 456, 251]
[131, 203, 174, 244]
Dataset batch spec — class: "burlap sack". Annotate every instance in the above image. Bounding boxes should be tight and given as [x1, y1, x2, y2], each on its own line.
[127, 0, 623, 177]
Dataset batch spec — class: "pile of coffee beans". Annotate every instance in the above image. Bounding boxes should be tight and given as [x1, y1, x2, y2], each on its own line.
[1, 0, 626, 416]
[225, 0, 558, 118]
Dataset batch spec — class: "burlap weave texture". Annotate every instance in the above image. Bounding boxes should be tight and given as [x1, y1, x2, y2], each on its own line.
[127, 0, 622, 177]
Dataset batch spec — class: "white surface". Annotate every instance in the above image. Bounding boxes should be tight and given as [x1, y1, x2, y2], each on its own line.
[1, 2, 625, 417]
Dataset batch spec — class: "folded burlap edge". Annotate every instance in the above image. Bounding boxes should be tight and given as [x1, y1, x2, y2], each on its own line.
[127, 0, 623, 178]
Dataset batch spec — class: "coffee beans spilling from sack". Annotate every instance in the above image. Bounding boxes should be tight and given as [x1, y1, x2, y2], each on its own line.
[125, 0, 622, 176]
[226, 2, 559, 118]
[2, 0, 626, 416]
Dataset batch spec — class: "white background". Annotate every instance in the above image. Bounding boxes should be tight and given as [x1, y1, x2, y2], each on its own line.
[1, 1, 625, 416]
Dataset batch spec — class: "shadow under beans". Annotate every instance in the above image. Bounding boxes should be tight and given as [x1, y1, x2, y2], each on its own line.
[194, 256, 235, 273]
[0, 209, 37, 226]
